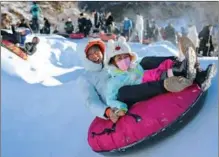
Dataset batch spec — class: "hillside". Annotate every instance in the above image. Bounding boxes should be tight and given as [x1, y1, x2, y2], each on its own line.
[1, 1, 219, 30]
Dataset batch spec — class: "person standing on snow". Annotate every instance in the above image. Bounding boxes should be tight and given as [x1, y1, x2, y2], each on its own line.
[105, 11, 114, 33]
[85, 16, 93, 37]
[122, 17, 132, 40]
[198, 25, 215, 56]
[99, 12, 105, 31]
[30, 1, 42, 33]
[57, 18, 66, 34]
[145, 19, 153, 39]
[78, 13, 87, 35]
[78, 38, 216, 123]
[165, 22, 177, 45]
[40, 18, 51, 34]
[150, 20, 160, 42]
[93, 10, 101, 29]
[135, 13, 144, 44]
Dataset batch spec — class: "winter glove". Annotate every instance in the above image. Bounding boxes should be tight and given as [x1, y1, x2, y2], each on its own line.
[105, 107, 126, 123]
[105, 108, 119, 123]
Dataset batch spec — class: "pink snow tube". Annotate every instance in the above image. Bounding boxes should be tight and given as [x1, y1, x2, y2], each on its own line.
[88, 85, 206, 152]
[69, 33, 84, 39]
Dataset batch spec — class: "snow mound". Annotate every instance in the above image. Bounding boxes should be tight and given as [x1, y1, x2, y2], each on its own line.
[1, 34, 85, 85]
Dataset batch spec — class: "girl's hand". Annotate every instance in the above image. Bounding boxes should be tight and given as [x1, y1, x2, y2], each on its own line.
[109, 110, 119, 123]
[107, 108, 127, 123]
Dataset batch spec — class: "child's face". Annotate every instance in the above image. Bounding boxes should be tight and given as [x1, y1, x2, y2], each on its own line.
[32, 37, 39, 44]
[114, 53, 130, 63]
[87, 46, 103, 64]
[114, 53, 131, 71]
[2, 18, 11, 28]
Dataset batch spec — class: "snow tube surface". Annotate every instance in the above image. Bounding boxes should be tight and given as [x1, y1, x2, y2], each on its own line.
[69, 33, 84, 39]
[1, 40, 28, 60]
[88, 84, 206, 152]
[100, 33, 117, 42]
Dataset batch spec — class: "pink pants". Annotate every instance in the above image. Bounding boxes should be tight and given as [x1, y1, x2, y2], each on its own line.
[142, 59, 174, 83]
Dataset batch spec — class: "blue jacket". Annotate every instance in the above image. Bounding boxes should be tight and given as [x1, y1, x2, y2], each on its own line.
[106, 63, 144, 111]
[77, 49, 110, 119]
[123, 19, 132, 31]
[30, 4, 41, 18]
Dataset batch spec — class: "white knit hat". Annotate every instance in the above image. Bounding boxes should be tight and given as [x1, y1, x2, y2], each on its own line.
[105, 36, 138, 66]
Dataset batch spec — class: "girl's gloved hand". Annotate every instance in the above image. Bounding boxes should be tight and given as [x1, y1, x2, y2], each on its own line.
[106, 107, 127, 123]
[109, 110, 119, 123]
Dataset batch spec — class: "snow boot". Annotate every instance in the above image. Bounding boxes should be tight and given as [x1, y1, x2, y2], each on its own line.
[164, 76, 193, 93]
[172, 47, 197, 80]
[195, 64, 217, 91]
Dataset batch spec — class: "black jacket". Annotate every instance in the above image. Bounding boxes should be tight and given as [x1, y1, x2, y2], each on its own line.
[86, 19, 92, 29]
[198, 26, 214, 55]
[105, 15, 114, 26]
[1, 25, 21, 44]
[44, 19, 51, 28]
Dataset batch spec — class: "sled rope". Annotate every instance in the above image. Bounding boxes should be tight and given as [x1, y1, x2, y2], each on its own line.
[91, 112, 142, 137]
[92, 123, 116, 138]
[126, 112, 142, 122]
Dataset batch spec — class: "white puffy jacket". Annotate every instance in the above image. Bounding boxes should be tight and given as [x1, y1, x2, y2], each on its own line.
[135, 15, 144, 31]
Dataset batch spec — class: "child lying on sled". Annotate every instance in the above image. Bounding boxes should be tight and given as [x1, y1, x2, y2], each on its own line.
[105, 36, 197, 122]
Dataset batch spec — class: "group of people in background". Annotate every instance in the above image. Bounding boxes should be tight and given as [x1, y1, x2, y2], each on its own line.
[120, 13, 217, 57]
[50, 9, 115, 37]
[1, 1, 218, 57]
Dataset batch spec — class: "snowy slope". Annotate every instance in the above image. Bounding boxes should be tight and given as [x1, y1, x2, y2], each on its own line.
[1, 34, 85, 86]
[1, 36, 218, 157]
